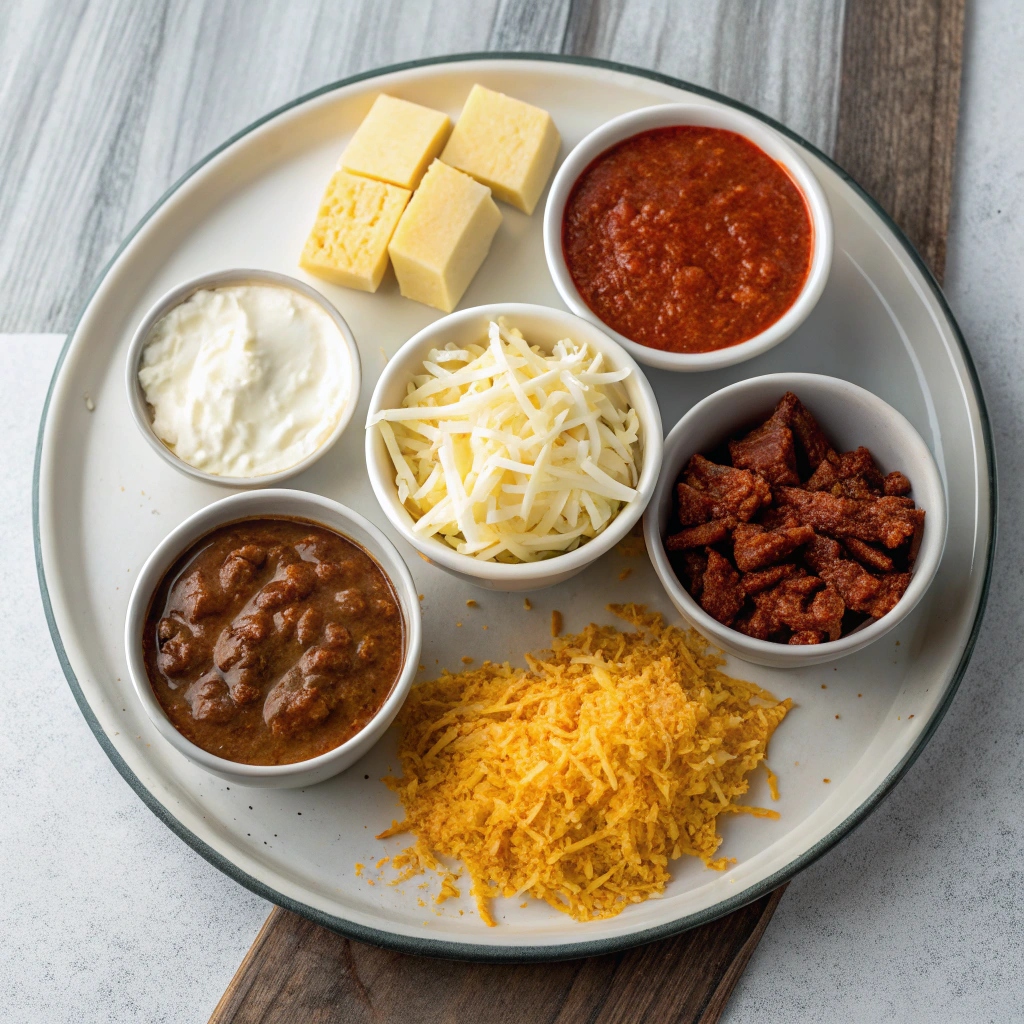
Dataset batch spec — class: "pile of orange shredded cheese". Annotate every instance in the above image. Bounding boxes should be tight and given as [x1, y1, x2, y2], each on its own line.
[378, 605, 790, 925]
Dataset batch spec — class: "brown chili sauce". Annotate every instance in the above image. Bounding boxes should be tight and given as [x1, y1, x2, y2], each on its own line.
[562, 126, 813, 354]
[143, 517, 404, 765]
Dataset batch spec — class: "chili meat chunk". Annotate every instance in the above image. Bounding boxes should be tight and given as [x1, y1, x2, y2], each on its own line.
[700, 549, 745, 626]
[728, 413, 799, 486]
[775, 488, 924, 549]
[683, 454, 772, 521]
[732, 522, 814, 572]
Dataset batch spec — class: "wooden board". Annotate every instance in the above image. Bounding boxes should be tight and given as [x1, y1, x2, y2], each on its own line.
[834, 0, 966, 282]
[205, 1, 965, 1019]
[209, 891, 786, 1024]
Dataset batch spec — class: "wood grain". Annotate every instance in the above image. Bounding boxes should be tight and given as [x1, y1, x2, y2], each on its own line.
[209, 887, 786, 1024]
[0, 0, 844, 332]
[834, 0, 966, 279]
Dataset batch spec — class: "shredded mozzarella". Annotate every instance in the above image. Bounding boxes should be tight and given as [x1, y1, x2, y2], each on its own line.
[369, 319, 642, 562]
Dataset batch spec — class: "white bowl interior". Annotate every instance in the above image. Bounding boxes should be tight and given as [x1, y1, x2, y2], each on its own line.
[645, 373, 947, 667]
[124, 489, 422, 787]
[125, 269, 362, 488]
[543, 103, 834, 373]
[365, 303, 663, 590]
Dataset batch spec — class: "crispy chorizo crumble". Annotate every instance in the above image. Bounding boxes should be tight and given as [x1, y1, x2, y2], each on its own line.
[665, 392, 925, 645]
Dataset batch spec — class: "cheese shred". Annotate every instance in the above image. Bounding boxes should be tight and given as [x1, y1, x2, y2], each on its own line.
[378, 605, 790, 925]
[368, 319, 641, 562]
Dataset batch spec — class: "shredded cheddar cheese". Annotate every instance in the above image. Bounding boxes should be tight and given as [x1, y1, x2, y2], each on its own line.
[378, 605, 789, 924]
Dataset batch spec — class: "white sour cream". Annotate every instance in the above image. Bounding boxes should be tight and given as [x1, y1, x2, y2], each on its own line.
[138, 285, 352, 478]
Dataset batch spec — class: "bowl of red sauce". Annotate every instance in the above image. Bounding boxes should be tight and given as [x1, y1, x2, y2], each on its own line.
[543, 104, 833, 372]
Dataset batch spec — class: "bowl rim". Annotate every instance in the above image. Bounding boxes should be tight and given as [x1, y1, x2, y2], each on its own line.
[365, 302, 664, 582]
[124, 268, 363, 488]
[643, 372, 948, 665]
[543, 102, 834, 373]
[123, 489, 423, 780]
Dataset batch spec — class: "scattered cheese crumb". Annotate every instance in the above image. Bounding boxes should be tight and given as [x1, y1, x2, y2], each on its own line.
[354, 863, 365, 877]
[551, 610, 563, 637]
[618, 567, 632, 581]
[461, 656, 474, 665]
[615, 521, 646, 557]
[523, 598, 532, 610]
[466, 599, 478, 608]
[823, 778, 831, 784]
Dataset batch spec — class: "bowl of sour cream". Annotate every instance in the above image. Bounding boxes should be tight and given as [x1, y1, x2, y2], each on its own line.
[126, 269, 361, 486]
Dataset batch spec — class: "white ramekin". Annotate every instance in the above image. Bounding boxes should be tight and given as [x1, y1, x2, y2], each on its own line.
[543, 103, 834, 373]
[365, 303, 663, 592]
[125, 268, 362, 487]
[643, 373, 947, 667]
[124, 489, 422, 788]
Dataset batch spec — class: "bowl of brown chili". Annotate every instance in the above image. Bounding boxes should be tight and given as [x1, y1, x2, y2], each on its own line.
[543, 103, 833, 372]
[643, 374, 946, 667]
[124, 489, 422, 787]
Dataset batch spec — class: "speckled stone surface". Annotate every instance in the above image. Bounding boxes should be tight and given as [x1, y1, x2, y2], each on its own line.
[2, 4, 1022, 1023]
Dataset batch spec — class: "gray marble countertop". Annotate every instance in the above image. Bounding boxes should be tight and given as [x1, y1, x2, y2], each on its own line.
[2, 2, 1021, 1021]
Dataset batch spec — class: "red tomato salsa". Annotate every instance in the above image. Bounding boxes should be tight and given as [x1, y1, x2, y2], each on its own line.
[562, 127, 813, 354]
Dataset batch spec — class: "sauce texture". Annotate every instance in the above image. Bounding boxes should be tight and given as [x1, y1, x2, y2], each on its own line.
[143, 517, 404, 765]
[562, 127, 812, 354]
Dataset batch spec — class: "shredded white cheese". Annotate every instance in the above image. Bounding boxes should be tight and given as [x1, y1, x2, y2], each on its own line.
[369, 319, 642, 562]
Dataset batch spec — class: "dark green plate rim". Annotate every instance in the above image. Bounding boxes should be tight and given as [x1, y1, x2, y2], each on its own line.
[33, 52, 997, 963]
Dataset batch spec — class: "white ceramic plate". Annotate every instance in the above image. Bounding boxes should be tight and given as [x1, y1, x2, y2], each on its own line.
[35, 55, 994, 961]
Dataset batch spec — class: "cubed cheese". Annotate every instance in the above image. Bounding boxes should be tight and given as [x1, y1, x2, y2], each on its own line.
[299, 170, 410, 292]
[388, 160, 501, 312]
[440, 84, 560, 215]
[340, 94, 452, 190]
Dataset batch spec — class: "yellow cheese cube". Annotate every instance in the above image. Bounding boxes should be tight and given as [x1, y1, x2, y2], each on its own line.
[388, 160, 501, 312]
[299, 170, 410, 292]
[340, 93, 452, 190]
[440, 84, 561, 215]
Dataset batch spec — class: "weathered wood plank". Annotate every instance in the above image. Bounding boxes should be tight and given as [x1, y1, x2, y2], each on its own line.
[0, 0, 846, 331]
[208, 888, 786, 1024]
[833, 0, 965, 280]
[564, 0, 845, 153]
[0, 0, 511, 332]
